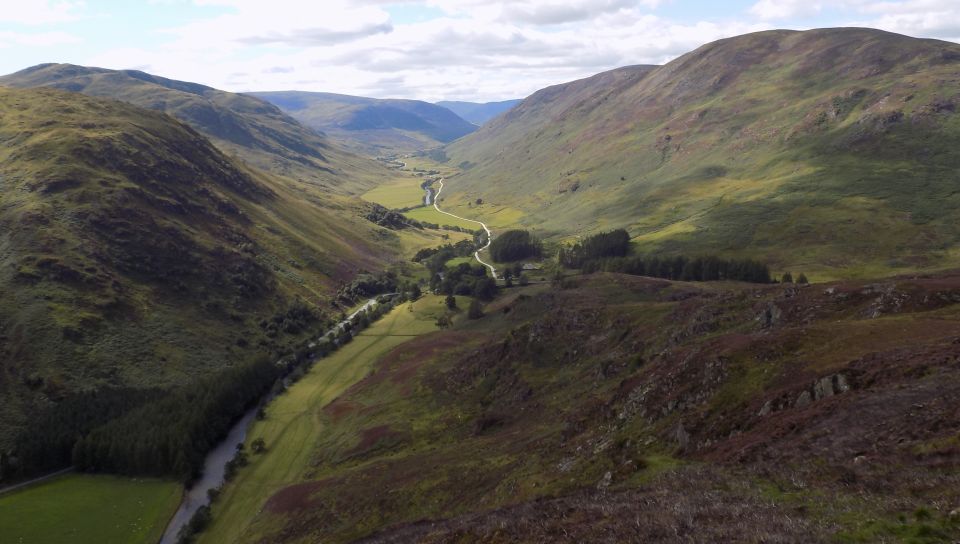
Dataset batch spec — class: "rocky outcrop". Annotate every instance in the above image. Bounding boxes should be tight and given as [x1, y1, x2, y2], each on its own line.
[756, 373, 852, 417]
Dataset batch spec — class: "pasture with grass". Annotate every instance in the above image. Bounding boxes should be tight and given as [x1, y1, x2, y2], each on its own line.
[0, 474, 180, 544]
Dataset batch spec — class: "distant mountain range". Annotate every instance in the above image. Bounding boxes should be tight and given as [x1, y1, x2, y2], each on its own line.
[252, 91, 478, 155]
[436, 99, 522, 125]
[443, 28, 960, 279]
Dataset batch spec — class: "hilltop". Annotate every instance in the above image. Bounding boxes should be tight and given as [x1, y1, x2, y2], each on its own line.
[0, 63, 390, 194]
[252, 91, 477, 154]
[442, 28, 960, 279]
[436, 99, 522, 125]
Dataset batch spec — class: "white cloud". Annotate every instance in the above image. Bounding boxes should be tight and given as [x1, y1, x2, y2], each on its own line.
[841, 0, 960, 39]
[0, 1, 85, 25]
[749, 0, 823, 21]
[91, 1, 765, 101]
[165, 0, 394, 49]
[45, 0, 960, 102]
[0, 30, 80, 47]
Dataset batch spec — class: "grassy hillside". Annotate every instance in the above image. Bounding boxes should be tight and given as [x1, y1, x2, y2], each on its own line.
[199, 272, 960, 542]
[0, 63, 391, 195]
[443, 28, 960, 279]
[436, 99, 522, 125]
[252, 91, 477, 154]
[0, 86, 445, 453]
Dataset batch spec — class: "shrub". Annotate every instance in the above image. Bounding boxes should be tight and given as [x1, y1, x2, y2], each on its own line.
[468, 299, 484, 319]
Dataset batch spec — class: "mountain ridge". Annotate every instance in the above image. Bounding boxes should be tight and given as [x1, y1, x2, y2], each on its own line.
[252, 90, 477, 154]
[436, 99, 522, 125]
[0, 63, 390, 194]
[442, 27, 960, 279]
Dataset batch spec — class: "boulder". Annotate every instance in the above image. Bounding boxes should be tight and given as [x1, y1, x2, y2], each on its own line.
[596, 471, 612, 490]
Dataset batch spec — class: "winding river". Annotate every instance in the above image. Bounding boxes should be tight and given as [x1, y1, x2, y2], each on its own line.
[159, 409, 257, 544]
[159, 296, 389, 543]
[159, 171, 492, 541]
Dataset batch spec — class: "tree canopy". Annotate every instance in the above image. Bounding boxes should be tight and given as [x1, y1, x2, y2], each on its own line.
[489, 230, 542, 262]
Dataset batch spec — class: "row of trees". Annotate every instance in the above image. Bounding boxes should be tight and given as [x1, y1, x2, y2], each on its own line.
[489, 230, 542, 262]
[4, 388, 162, 480]
[581, 255, 772, 284]
[336, 271, 399, 302]
[69, 288, 407, 483]
[71, 359, 280, 480]
[5, 267, 417, 486]
[781, 271, 809, 284]
[558, 229, 631, 268]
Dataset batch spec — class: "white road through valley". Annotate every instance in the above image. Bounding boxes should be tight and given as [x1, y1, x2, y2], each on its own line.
[433, 178, 497, 279]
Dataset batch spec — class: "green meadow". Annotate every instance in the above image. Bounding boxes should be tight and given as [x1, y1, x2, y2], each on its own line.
[0, 473, 180, 544]
[402, 205, 482, 230]
[361, 176, 427, 209]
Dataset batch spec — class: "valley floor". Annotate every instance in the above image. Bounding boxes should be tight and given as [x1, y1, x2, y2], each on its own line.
[199, 295, 468, 543]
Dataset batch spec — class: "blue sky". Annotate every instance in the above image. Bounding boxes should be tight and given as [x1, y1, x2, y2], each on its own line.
[1, 1, 957, 101]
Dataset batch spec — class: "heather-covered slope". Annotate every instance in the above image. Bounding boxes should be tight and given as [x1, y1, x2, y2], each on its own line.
[0, 86, 414, 451]
[252, 91, 477, 154]
[0, 63, 390, 194]
[204, 272, 960, 542]
[442, 28, 960, 279]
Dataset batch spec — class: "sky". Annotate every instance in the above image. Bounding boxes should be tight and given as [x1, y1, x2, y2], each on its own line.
[0, 0, 958, 102]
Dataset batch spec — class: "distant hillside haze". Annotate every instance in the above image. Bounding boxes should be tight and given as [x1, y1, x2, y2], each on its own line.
[0, 63, 391, 195]
[443, 28, 960, 279]
[252, 91, 477, 154]
[436, 99, 522, 125]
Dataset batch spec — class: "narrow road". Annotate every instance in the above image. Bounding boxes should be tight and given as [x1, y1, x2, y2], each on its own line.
[433, 178, 497, 279]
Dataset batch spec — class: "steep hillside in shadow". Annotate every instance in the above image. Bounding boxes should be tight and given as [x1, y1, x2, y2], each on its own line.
[0, 86, 410, 451]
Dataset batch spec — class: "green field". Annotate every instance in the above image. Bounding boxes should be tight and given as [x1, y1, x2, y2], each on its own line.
[0, 473, 181, 544]
[199, 295, 461, 543]
[446, 256, 477, 267]
[361, 177, 427, 209]
[403, 206, 482, 230]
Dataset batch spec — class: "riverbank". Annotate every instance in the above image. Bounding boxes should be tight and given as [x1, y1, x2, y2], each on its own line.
[160, 294, 395, 542]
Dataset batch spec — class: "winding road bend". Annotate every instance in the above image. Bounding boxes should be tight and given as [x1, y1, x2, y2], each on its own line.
[433, 178, 497, 279]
